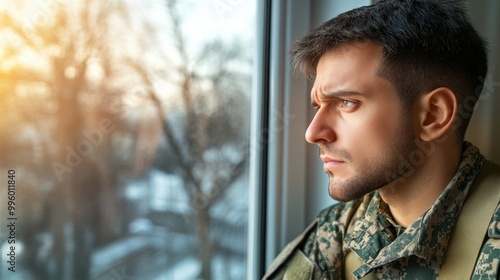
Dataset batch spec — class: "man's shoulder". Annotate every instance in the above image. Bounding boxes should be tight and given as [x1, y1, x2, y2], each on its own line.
[262, 219, 318, 279]
[262, 195, 374, 279]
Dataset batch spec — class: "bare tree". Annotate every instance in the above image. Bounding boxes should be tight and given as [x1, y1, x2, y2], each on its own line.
[127, 0, 251, 278]
[165, 2, 250, 278]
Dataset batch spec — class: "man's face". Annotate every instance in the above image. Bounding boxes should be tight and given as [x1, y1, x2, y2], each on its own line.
[306, 41, 417, 202]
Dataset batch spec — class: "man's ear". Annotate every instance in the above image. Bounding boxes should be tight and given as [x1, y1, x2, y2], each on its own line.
[416, 87, 457, 141]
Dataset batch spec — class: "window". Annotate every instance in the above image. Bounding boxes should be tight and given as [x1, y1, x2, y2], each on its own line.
[0, 0, 256, 279]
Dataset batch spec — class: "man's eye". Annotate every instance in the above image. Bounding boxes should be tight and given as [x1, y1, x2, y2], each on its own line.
[341, 100, 356, 108]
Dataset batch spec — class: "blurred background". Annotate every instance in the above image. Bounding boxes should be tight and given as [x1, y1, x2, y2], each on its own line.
[0, 0, 255, 279]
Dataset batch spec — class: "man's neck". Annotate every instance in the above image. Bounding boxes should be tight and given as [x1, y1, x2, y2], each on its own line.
[379, 143, 462, 228]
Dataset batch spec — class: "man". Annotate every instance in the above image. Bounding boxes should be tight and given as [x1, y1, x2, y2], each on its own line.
[263, 0, 499, 279]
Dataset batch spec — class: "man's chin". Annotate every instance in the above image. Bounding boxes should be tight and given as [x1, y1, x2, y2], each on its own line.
[328, 179, 383, 202]
[328, 185, 363, 202]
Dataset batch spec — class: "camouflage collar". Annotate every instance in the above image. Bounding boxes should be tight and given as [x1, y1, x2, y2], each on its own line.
[346, 142, 484, 277]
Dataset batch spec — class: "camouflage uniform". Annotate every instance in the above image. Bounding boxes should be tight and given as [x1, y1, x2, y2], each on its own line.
[263, 142, 500, 279]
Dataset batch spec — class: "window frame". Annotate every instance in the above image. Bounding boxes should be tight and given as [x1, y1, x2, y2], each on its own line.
[247, 1, 312, 277]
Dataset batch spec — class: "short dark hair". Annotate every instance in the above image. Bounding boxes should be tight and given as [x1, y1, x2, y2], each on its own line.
[291, 0, 488, 140]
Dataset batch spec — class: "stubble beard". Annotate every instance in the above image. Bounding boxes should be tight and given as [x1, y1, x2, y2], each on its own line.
[325, 119, 417, 202]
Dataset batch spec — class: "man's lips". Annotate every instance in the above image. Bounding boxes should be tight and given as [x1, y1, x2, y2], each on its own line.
[321, 157, 345, 169]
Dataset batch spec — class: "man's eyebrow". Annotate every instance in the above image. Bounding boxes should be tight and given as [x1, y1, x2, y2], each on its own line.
[311, 89, 365, 107]
[319, 90, 365, 99]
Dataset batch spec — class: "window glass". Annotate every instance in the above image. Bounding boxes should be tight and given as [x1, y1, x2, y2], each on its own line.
[0, 0, 255, 279]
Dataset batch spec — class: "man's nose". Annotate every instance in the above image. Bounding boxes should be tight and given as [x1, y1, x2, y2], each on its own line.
[305, 108, 336, 144]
